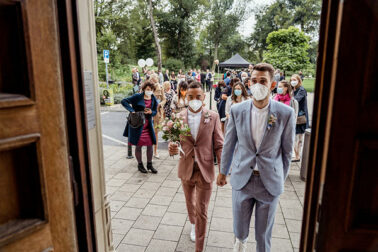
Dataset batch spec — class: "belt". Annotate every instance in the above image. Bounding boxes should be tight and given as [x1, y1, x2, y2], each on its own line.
[252, 170, 260, 176]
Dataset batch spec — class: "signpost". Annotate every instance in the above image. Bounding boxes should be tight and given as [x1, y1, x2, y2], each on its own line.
[103, 50, 110, 88]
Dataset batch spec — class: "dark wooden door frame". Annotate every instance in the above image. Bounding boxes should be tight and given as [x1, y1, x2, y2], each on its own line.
[300, 0, 342, 250]
[56, 0, 97, 251]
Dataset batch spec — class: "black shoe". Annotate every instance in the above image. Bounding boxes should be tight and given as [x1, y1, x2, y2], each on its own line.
[138, 163, 147, 173]
[147, 162, 158, 174]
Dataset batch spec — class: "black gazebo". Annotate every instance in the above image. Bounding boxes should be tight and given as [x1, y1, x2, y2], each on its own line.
[219, 53, 251, 68]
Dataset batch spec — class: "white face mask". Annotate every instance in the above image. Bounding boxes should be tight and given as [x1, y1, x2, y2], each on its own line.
[188, 99, 203, 112]
[250, 83, 269, 101]
[291, 81, 298, 87]
[145, 91, 153, 96]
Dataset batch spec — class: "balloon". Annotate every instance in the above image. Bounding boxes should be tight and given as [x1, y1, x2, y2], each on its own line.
[146, 58, 154, 67]
[138, 59, 146, 67]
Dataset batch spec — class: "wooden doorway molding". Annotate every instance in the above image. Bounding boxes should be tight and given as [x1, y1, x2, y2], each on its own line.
[301, 0, 378, 251]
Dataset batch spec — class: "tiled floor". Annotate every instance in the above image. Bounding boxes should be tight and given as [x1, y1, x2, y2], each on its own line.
[104, 145, 305, 252]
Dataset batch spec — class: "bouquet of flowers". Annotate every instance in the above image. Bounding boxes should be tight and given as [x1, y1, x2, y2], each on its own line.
[159, 113, 191, 154]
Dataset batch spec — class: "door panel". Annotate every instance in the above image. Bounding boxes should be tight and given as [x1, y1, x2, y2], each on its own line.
[301, 0, 378, 251]
[0, 0, 77, 251]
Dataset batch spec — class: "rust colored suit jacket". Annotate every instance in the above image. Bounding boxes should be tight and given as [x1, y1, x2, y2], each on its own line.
[178, 108, 224, 183]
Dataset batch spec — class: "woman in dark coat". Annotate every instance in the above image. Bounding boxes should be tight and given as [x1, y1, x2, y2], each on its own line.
[291, 74, 309, 162]
[121, 81, 158, 173]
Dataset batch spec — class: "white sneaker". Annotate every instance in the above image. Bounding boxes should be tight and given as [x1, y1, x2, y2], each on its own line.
[190, 224, 195, 242]
[233, 237, 247, 252]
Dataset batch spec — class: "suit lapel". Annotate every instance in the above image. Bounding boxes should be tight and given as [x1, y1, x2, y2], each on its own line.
[183, 109, 195, 143]
[195, 108, 206, 142]
[257, 100, 275, 151]
[245, 100, 257, 152]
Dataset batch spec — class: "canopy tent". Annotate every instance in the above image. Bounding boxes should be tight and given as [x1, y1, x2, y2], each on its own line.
[219, 53, 251, 68]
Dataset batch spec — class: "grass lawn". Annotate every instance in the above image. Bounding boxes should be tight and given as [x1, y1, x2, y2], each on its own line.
[301, 78, 315, 93]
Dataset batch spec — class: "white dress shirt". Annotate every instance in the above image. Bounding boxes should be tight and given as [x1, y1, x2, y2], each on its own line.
[251, 102, 270, 171]
[187, 109, 202, 141]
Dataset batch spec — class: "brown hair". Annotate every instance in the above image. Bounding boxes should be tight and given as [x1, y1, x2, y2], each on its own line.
[278, 80, 293, 98]
[230, 77, 240, 88]
[141, 81, 156, 91]
[178, 81, 188, 99]
[291, 74, 302, 89]
[231, 82, 249, 101]
[217, 80, 226, 88]
[187, 79, 194, 85]
[253, 63, 275, 80]
[188, 82, 203, 90]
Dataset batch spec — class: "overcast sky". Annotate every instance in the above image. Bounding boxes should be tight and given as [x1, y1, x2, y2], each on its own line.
[238, 0, 275, 38]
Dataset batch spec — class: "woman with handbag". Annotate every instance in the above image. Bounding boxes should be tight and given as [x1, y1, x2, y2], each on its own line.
[121, 81, 158, 174]
[291, 74, 309, 162]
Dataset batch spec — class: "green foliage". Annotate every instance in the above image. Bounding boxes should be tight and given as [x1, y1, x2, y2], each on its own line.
[249, 0, 321, 60]
[264, 27, 310, 72]
[164, 58, 185, 73]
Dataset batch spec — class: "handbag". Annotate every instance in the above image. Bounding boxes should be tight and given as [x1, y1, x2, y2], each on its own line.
[128, 111, 145, 128]
[297, 115, 307, 125]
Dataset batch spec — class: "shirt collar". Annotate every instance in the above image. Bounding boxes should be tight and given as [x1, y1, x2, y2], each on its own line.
[188, 108, 203, 117]
[253, 99, 270, 112]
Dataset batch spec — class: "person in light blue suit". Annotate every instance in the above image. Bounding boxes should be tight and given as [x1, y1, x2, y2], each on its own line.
[217, 63, 296, 252]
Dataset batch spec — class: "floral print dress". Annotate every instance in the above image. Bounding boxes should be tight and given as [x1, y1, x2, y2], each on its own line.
[164, 90, 175, 118]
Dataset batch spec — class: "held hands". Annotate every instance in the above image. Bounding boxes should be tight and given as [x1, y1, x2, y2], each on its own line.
[216, 173, 227, 187]
[144, 108, 152, 114]
[168, 142, 179, 156]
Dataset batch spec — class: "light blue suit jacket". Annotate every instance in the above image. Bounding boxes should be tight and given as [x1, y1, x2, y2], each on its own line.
[220, 99, 296, 196]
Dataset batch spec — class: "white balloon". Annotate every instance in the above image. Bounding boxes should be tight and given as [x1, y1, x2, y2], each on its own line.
[146, 58, 154, 67]
[138, 59, 146, 67]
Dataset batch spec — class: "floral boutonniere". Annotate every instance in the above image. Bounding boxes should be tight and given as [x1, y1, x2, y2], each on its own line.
[267, 114, 277, 130]
[204, 112, 212, 124]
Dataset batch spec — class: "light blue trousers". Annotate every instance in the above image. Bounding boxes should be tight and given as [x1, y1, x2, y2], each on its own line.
[232, 174, 279, 252]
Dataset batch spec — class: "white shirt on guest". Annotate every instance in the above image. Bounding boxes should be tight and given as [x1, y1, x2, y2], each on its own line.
[187, 109, 202, 141]
[251, 101, 270, 171]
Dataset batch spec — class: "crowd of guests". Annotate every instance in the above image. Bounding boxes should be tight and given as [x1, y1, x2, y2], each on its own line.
[126, 65, 309, 171]
[122, 63, 309, 252]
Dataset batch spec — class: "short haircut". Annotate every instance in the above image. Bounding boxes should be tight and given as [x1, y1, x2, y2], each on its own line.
[226, 72, 231, 77]
[187, 79, 194, 85]
[141, 81, 156, 91]
[188, 82, 203, 90]
[253, 63, 275, 80]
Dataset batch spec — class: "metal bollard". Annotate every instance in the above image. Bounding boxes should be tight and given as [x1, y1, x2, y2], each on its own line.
[300, 128, 311, 181]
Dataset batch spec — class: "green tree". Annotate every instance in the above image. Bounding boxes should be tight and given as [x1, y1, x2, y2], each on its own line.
[249, 0, 321, 60]
[264, 27, 310, 72]
[207, 0, 244, 71]
[156, 0, 206, 68]
[249, 1, 292, 60]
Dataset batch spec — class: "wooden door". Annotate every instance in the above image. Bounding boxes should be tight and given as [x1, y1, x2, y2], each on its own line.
[0, 0, 78, 251]
[301, 0, 378, 251]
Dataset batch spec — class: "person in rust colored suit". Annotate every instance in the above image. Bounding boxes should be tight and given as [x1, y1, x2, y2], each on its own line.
[169, 82, 224, 252]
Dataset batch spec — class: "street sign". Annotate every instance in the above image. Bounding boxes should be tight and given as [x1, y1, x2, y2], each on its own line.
[103, 50, 109, 63]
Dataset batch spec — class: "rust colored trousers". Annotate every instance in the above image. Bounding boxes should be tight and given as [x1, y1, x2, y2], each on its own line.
[181, 163, 213, 252]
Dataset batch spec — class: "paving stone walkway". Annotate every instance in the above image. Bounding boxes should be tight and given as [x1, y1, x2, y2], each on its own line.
[105, 144, 305, 252]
